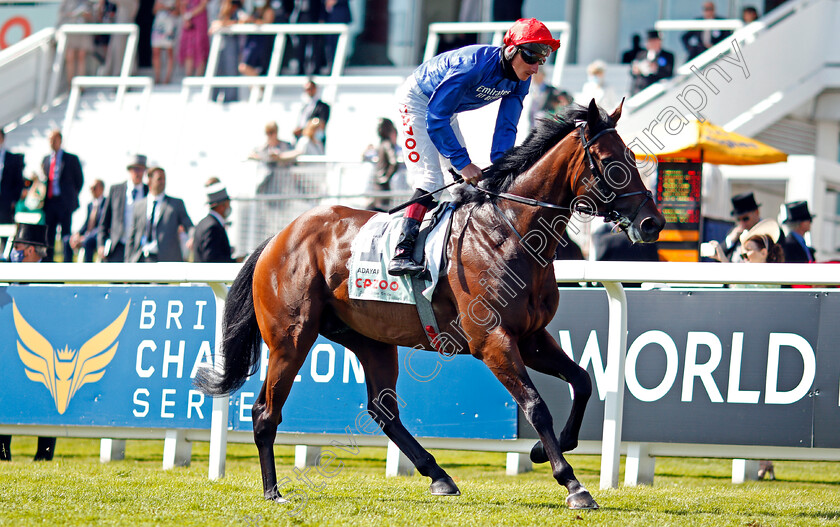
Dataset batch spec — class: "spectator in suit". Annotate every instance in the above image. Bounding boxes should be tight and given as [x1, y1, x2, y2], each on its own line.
[322, 0, 351, 74]
[630, 30, 675, 95]
[289, 0, 326, 76]
[41, 129, 84, 262]
[0, 223, 57, 462]
[293, 79, 330, 145]
[0, 129, 25, 226]
[781, 200, 816, 263]
[193, 181, 236, 262]
[126, 166, 193, 262]
[68, 179, 106, 262]
[620, 33, 643, 64]
[98, 154, 149, 262]
[681, 1, 732, 61]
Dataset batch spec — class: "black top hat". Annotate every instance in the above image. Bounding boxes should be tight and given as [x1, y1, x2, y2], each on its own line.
[730, 192, 760, 216]
[783, 200, 815, 223]
[13, 223, 48, 247]
[646, 29, 661, 40]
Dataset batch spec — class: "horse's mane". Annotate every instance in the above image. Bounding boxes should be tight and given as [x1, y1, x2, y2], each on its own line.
[455, 103, 614, 205]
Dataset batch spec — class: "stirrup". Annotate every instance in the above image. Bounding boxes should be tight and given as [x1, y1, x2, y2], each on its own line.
[388, 254, 425, 277]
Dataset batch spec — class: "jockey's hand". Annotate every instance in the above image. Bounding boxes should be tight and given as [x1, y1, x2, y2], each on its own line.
[460, 164, 483, 186]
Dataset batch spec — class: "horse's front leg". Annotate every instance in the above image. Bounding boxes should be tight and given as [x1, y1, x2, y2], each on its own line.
[519, 328, 592, 458]
[478, 328, 597, 510]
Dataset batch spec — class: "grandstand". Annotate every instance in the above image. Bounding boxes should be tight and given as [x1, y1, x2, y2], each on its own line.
[1, 0, 839, 260]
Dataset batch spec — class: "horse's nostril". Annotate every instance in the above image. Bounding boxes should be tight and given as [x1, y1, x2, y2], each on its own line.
[640, 217, 661, 235]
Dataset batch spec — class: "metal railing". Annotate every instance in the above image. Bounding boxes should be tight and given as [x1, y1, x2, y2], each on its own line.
[181, 23, 351, 103]
[423, 21, 572, 90]
[3, 260, 840, 486]
[0, 27, 55, 127]
[47, 23, 139, 106]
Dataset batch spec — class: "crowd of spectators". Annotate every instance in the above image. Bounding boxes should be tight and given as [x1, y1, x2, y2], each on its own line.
[0, 128, 242, 264]
[53, 0, 351, 88]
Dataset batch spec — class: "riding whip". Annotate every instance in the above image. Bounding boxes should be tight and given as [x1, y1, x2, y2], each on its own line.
[387, 169, 464, 214]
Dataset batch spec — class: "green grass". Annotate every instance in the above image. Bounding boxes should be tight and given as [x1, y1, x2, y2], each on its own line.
[1, 437, 839, 526]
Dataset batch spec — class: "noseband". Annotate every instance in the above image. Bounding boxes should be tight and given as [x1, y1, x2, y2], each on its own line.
[575, 121, 653, 231]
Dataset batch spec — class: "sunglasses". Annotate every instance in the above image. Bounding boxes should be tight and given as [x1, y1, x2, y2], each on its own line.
[736, 215, 751, 222]
[518, 47, 548, 66]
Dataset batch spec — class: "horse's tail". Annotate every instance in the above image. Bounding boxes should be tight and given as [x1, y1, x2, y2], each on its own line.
[195, 238, 271, 396]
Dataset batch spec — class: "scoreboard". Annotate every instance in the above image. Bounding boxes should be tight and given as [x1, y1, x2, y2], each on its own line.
[655, 158, 703, 261]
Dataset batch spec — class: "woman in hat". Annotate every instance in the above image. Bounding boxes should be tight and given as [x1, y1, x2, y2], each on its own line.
[389, 18, 561, 277]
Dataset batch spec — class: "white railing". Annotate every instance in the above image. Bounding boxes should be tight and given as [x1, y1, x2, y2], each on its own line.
[47, 23, 139, 106]
[423, 21, 572, 90]
[2, 261, 840, 486]
[182, 23, 351, 103]
[0, 27, 55, 127]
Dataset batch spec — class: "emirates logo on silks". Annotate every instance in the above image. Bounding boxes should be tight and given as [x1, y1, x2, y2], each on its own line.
[12, 300, 130, 414]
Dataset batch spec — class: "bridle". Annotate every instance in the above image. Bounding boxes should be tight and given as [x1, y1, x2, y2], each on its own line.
[471, 121, 654, 238]
[573, 121, 653, 231]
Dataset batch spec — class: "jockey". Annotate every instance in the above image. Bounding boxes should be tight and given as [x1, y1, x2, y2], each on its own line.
[389, 18, 561, 277]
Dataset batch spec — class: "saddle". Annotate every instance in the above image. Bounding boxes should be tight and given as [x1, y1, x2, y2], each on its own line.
[348, 202, 457, 347]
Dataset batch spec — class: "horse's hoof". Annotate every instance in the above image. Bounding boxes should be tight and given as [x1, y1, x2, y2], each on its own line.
[265, 491, 290, 504]
[566, 489, 599, 510]
[530, 441, 549, 464]
[430, 476, 461, 496]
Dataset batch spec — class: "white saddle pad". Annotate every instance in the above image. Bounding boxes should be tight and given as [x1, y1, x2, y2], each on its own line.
[348, 208, 453, 304]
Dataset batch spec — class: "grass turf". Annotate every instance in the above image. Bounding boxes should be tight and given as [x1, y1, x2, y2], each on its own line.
[0, 437, 838, 526]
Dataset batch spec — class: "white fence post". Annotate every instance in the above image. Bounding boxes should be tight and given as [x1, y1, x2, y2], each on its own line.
[162, 429, 192, 469]
[99, 438, 126, 462]
[625, 442, 655, 486]
[505, 452, 533, 475]
[208, 283, 230, 480]
[385, 440, 414, 476]
[599, 281, 628, 489]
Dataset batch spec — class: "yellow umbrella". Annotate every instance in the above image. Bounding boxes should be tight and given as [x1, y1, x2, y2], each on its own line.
[635, 120, 788, 165]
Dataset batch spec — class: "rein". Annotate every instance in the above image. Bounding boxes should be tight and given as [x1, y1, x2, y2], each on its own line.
[475, 121, 653, 237]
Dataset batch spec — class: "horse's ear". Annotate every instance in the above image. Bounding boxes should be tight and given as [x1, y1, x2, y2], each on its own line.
[586, 99, 599, 128]
[609, 98, 625, 124]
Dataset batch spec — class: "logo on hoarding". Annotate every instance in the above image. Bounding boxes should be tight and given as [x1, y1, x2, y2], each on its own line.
[13, 300, 130, 414]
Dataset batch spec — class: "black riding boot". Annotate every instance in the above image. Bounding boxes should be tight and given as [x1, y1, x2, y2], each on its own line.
[388, 218, 424, 276]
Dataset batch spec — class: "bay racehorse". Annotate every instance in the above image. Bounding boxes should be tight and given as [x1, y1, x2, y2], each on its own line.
[196, 100, 665, 510]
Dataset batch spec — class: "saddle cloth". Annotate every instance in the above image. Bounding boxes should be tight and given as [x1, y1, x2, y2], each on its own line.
[348, 204, 454, 304]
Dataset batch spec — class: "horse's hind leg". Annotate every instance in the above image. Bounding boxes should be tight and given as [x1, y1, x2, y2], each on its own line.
[519, 328, 592, 461]
[329, 330, 460, 496]
[478, 329, 597, 510]
[252, 299, 322, 502]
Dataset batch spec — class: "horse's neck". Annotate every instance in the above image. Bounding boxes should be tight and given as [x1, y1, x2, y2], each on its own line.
[500, 147, 582, 254]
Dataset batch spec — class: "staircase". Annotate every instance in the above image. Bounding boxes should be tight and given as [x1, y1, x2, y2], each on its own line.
[619, 0, 840, 142]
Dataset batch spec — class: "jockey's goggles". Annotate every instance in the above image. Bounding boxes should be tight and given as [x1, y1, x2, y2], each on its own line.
[518, 43, 552, 65]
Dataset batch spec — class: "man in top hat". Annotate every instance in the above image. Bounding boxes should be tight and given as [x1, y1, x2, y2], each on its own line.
[192, 180, 236, 263]
[0, 222, 57, 462]
[98, 154, 149, 262]
[630, 29, 675, 95]
[781, 200, 816, 263]
[715, 191, 783, 262]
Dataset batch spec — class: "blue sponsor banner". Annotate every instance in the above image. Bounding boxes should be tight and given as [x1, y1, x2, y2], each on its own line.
[0, 285, 517, 439]
[229, 339, 518, 439]
[0, 285, 217, 428]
